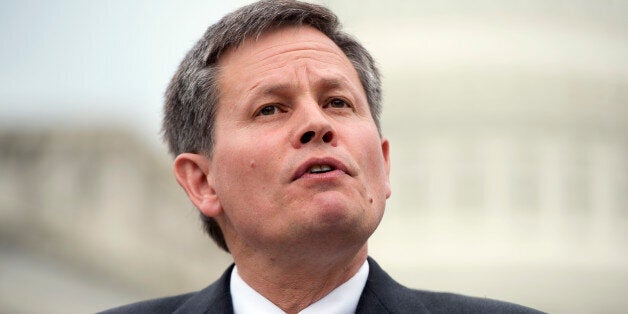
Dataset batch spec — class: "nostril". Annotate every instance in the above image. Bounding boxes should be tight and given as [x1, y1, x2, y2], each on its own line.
[322, 131, 333, 143]
[300, 131, 315, 144]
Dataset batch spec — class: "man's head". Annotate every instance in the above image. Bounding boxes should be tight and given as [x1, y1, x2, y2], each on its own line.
[163, 0, 388, 253]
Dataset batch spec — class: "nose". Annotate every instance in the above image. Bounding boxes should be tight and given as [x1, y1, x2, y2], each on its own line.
[299, 130, 334, 144]
[291, 104, 337, 148]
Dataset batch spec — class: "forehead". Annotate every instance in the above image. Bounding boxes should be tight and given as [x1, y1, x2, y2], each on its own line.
[216, 26, 360, 88]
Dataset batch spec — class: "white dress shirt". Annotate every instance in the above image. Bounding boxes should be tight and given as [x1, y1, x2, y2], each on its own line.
[230, 260, 369, 314]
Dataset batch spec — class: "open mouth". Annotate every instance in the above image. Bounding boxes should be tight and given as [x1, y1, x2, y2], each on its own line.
[292, 157, 350, 181]
[308, 164, 334, 174]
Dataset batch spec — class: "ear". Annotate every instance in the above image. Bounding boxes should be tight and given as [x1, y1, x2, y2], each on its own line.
[381, 138, 392, 199]
[173, 153, 222, 218]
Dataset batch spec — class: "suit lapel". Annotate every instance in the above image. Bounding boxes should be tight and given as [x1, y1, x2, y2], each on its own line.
[356, 283, 390, 314]
[356, 257, 430, 314]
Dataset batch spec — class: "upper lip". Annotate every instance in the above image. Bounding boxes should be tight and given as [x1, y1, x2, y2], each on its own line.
[291, 156, 351, 181]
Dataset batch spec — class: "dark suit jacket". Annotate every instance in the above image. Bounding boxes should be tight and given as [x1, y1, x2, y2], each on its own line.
[101, 257, 543, 313]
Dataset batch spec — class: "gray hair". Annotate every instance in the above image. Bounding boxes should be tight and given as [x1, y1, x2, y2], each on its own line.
[163, 0, 382, 252]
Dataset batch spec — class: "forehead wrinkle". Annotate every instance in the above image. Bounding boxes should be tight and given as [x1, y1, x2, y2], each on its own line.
[243, 64, 296, 97]
[245, 68, 354, 102]
[306, 64, 364, 96]
[248, 39, 342, 62]
[244, 58, 353, 94]
[248, 48, 348, 76]
[218, 42, 346, 90]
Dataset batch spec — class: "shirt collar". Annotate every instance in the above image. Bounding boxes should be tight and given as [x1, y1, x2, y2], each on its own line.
[230, 260, 370, 314]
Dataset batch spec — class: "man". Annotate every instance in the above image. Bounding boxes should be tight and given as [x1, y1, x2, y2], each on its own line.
[104, 1, 543, 313]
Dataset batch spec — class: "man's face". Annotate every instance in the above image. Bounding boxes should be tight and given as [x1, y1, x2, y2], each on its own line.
[209, 26, 391, 255]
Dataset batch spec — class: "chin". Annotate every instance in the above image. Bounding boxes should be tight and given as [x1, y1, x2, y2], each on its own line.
[312, 209, 378, 241]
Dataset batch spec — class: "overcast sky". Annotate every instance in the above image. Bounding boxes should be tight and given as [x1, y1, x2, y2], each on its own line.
[1, 0, 626, 150]
[0, 1, 255, 148]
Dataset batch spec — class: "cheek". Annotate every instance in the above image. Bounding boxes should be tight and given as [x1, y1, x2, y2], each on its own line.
[357, 132, 389, 190]
[211, 143, 249, 194]
[213, 139, 280, 193]
[357, 130, 385, 166]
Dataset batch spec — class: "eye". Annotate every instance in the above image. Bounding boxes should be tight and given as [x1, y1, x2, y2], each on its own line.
[257, 105, 280, 116]
[326, 98, 351, 109]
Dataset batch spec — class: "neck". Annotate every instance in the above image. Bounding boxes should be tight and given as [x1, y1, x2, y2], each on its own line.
[232, 244, 368, 314]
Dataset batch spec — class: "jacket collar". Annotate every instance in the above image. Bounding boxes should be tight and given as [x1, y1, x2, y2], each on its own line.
[172, 257, 429, 314]
[356, 257, 430, 314]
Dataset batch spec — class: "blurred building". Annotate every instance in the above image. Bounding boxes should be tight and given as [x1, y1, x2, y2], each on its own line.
[347, 2, 628, 312]
[0, 129, 232, 313]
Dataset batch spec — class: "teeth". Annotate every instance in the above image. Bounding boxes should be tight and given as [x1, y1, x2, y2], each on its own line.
[309, 164, 333, 173]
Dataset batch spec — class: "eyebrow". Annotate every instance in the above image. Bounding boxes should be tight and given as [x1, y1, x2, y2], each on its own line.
[317, 78, 344, 90]
[257, 78, 347, 97]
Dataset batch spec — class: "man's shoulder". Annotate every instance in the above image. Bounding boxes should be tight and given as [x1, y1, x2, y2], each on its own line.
[407, 288, 543, 313]
[99, 264, 235, 314]
[362, 258, 544, 314]
[99, 292, 196, 314]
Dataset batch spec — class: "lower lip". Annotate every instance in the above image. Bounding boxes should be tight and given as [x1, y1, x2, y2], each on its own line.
[297, 169, 346, 181]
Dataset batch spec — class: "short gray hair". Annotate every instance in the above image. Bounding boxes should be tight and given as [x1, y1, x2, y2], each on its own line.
[163, 0, 382, 252]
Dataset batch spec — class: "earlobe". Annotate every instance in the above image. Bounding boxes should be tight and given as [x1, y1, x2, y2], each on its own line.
[173, 153, 222, 217]
[381, 139, 392, 199]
